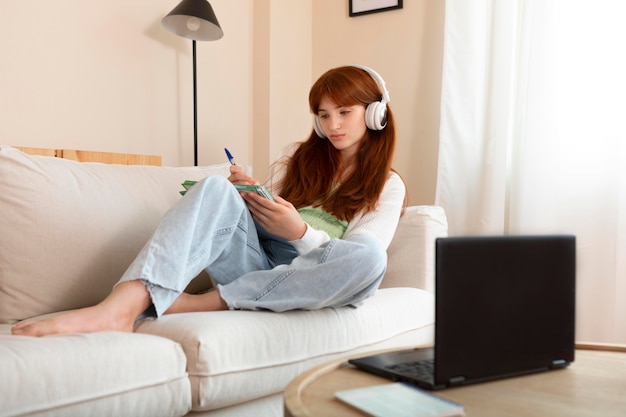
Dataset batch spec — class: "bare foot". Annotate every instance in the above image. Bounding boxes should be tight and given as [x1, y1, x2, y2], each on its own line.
[165, 289, 228, 314]
[11, 280, 151, 337]
[11, 304, 135, 336]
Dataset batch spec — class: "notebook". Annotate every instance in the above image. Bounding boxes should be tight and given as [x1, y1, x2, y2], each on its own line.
[349, 235, 576, 390]
[335, 382, 464, 417]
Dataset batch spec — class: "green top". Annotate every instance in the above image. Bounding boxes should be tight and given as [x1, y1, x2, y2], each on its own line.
[297, 206, 348, 239]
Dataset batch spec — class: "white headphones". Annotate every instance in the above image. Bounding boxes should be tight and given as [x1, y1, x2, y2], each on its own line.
[313, 65, 391, 138]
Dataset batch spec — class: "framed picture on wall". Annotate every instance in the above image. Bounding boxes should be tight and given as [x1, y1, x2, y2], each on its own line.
[349, 0, 403, 17]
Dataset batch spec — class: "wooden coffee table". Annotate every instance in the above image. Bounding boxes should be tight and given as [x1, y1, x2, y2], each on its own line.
[284, 343, 626, 417]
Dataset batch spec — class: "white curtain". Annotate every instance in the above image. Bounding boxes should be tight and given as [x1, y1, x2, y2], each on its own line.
[436, 0, 626, 344]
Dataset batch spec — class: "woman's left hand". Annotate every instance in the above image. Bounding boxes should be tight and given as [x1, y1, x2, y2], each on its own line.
[241, 192, 307, 241]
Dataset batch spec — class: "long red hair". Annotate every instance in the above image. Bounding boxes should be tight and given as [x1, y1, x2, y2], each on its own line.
[274, 66, 400, 221]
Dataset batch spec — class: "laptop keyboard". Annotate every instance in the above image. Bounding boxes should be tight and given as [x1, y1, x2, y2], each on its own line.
[386, 358, 435, 380]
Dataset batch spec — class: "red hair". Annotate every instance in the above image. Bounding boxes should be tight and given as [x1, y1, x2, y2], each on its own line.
[274, 66, 402, 221]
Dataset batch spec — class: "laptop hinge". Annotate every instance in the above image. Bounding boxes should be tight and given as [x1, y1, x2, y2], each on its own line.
[550, 359, 568, 369]
[448, 376, 466, 386]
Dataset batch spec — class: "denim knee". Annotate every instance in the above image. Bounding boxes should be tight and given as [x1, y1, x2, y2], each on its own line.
[343, 235, 388, 305]
[196, 175, 233, 195]
[348, 234, 388, 276]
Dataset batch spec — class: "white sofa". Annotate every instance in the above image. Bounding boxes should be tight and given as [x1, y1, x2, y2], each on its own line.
[0, 146, 448, 417]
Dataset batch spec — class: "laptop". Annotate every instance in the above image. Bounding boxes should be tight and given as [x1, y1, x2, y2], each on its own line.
[349, 235, 576, 390]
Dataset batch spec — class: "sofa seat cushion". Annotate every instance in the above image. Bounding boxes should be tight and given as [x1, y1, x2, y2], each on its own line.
[0, 329, 191, 417]
[136, 287, 434, 411]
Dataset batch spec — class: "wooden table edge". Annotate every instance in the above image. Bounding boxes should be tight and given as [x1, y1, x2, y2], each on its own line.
[283, 347, 415, 417]
[575, 342, 626, 352]
[284, 343, 626, 417]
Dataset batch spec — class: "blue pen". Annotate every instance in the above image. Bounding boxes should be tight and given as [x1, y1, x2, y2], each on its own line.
[224, 148, 236, 165]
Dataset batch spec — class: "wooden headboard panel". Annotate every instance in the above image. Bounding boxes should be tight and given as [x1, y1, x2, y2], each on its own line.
[14, 147, 57, 157]
[15, 147, 162, 166]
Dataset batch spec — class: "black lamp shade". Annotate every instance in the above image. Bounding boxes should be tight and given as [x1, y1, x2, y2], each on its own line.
[162, 0, 223, 41]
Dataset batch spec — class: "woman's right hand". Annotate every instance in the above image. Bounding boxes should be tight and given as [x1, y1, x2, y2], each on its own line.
[228, 165, 259, 185]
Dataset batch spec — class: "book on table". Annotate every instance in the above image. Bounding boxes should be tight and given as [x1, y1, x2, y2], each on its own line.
[335, 382, 464, 417]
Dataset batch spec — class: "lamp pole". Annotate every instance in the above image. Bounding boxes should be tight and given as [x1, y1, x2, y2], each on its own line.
[192, 39, 198, 166]
[161, 0, 223, 166]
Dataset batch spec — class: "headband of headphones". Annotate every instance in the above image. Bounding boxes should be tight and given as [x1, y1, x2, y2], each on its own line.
[352, 64, 391, 105]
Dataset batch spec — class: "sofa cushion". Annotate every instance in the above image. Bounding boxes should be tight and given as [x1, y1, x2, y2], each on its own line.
[136, 287, 434, 411]
[381, 205, 448, 292]
[0, 146, 230, 324]
[0, 328, 191, 417]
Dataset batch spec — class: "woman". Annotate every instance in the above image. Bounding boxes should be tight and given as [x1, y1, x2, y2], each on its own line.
[12, 65, 406, 337]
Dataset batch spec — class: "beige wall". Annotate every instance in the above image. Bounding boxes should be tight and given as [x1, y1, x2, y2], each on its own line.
[0, 1, 443, 205]
[252, 0, 313, 180]
[0, 0, 255, 168]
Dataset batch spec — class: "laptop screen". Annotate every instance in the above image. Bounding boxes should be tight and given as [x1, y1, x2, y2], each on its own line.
[434, 235, 576, 386]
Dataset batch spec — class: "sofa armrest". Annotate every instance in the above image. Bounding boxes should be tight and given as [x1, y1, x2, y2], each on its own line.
[380, 205, 448, 293]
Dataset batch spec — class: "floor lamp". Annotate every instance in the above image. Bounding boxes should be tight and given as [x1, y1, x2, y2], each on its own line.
[162, 0, 223, 166]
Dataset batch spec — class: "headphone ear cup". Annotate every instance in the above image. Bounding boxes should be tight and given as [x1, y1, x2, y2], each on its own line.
[313, 115, 326, 138]
[365, 101, 388, 131]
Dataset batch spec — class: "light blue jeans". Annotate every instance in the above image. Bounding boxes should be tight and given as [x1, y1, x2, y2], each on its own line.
[117, 176, 387, 317]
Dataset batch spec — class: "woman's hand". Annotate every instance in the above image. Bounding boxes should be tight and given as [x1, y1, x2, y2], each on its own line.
[241, 192, 307, 241]
[228, 165, 259, 185]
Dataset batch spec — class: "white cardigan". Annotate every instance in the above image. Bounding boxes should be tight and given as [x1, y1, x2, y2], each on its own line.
[280, 171, 406, 255]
